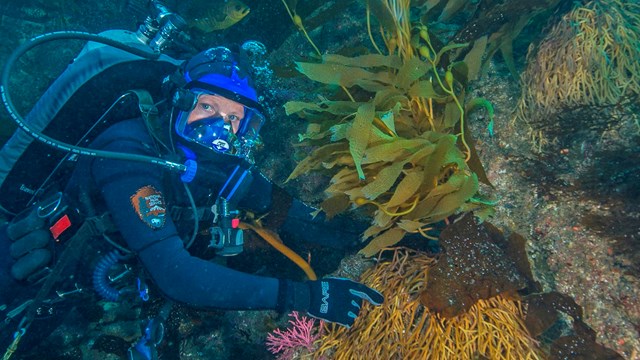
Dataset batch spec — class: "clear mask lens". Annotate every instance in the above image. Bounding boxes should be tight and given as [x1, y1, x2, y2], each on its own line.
[182, 117, 234, 153]
[175, 94, 266, 158]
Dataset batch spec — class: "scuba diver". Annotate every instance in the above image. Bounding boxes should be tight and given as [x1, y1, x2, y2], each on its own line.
[0, 4, 383, 359]
[70, 46, 384, 317]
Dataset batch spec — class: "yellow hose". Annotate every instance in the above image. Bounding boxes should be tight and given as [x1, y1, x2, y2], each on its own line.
[239, 221, 318, 281]
[2, 329, 23, 360]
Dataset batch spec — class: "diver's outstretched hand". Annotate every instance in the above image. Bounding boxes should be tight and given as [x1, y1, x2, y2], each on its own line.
[306, 277, 383, 328]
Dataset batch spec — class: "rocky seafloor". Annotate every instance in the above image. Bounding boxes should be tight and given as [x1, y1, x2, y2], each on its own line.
[1, 0, 638, 359]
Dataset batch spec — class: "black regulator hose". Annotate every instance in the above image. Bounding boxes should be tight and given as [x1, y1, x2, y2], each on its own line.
[0, 31, 187, 174]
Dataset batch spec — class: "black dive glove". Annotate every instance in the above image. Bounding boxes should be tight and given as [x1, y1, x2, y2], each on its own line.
[280, 277, 384, 328]
[307, 277, 384, 327]
[6, 207, 53, 282]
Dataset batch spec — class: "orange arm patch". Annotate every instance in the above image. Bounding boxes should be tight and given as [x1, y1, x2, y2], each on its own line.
[130, 185, 167, 229]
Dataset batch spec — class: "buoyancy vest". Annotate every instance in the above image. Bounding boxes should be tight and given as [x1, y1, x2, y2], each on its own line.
[0, 30, 182, 215]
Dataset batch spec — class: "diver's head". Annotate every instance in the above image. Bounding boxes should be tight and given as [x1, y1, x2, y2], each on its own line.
[172, 47, 265, 158]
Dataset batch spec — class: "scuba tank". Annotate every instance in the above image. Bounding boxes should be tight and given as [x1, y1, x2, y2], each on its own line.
[0, 2, 186, 216]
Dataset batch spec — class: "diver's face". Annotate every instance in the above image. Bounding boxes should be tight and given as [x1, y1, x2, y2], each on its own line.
[187, 94, 245, 134]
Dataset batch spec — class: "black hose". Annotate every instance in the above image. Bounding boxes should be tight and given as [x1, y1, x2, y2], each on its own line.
[0, 31, 187, 173]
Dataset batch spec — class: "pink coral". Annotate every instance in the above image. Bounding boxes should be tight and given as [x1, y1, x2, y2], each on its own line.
[266, 311, 322, 359]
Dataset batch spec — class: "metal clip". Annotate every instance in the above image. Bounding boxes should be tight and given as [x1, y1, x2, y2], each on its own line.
[108, 265, 131, 282]
[56, 283, 83, 298]
[4, 300, 33, 323]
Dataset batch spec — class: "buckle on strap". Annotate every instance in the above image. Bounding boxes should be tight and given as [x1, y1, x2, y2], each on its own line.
[128, 89, 158, 119]
[81, 213, 116, 237]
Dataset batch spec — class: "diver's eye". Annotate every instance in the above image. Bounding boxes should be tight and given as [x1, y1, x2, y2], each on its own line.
[200, 103, 213, 111]
[228, 114, 241, 122]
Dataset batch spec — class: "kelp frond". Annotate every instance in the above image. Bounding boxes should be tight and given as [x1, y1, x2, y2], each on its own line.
[285, 0, 494, 255]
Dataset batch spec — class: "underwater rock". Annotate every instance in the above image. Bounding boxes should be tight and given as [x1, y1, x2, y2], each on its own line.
[90, 334, 129, 358]
[524, 291, 624, 360]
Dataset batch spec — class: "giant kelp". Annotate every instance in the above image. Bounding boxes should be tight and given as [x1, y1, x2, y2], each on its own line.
[285, 0, 565, 78]
[285, 0, 494, 256]
[421, 0, 564, 78]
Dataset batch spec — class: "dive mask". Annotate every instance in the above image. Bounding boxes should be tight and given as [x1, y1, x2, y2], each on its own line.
[181, 116, 235, 153]
[174, 94, 265, 158]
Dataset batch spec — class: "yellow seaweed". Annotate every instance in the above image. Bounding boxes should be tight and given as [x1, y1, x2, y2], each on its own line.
[347, 103, 375, 180]
[284, 0, 493, 256]
[295, 62, 393, 90]
[323, 53, 403, 69]
[359, 227, 406, 257]
[286, 142, 347, 181]
[387, 169, 423, 208]
[517, 0, 640, 147]
[362, 138, 430, 164]
[320, 194, 351, 218]
[361, 161, 405, 199]
[396, 56, 431, 90]
[314, 248, 543, 359]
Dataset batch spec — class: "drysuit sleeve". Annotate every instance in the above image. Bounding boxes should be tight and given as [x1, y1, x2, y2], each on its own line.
[89, 121, 293, 310]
